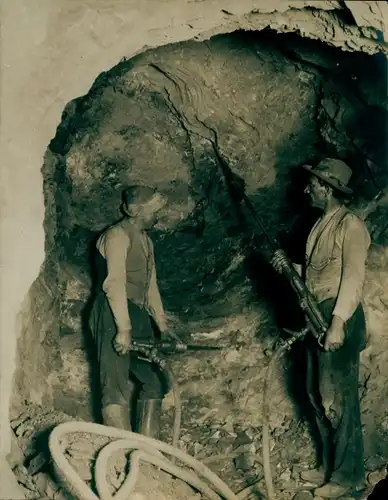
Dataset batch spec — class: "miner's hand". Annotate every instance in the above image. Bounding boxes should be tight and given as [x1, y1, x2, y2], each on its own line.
[323, 316, 345, 352]
[113, 328, 132, 356]
[158, 311, 183, 342]
[270, 249, 287, 274]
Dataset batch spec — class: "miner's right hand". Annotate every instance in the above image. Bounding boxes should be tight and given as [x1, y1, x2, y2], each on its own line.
[271, 249, 287, 274]
[113, 328, 132, 356]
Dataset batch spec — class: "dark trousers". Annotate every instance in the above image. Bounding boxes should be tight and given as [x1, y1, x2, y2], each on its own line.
[89, 293, 168, 408]
[306, 299, 366, 487]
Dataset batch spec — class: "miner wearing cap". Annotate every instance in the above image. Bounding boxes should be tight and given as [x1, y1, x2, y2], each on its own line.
[272, 158, 370, 497]
[89, 185, 170, 438]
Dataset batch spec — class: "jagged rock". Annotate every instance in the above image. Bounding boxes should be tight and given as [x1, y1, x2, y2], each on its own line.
[210, 430, 222, 440]
[214, 435, 235, 452]
[234, 430, 253, 447]
[233, 443, 256, 455]
[52, 488, 73, 500]
[64, 457, 93, 481]
[222, 421, 235, 434]
[11, 406, 80, 460]
[279, 468, 292, 482]
[368, 469, 387, 486]
[32, 472, 48, 495]
[234, 454, 257, 473]
[7, 431, 26, 469]
[45, 476, 60, 499]
[27, 452, 47, 475]
[180, 433, 193, 443]
[13, 465, 39, 492]
[365, 454, 387, 471]
[293, 491, 314, 500]
[292, 465, 305, 480]
[193, 442, 203, 455]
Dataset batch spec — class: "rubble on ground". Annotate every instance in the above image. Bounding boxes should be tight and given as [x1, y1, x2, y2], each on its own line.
[9, 403, 386, 499]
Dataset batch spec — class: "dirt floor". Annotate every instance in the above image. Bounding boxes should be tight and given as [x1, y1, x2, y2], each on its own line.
[9, 405, 388, 500]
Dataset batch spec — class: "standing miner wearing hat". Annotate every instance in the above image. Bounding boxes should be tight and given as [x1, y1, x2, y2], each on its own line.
[272, 158, 371, 498]
[89, 185, 171, 438]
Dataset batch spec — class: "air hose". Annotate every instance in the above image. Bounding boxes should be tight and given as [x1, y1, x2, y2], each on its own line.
[48, 344, 243, 500]
[262, 331, 308, 500]
[48, 339, 302, 500]
[49, 422, 244, 500]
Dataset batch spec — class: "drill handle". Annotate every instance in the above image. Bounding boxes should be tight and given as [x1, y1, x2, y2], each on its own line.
[131, 340, 223, 354]
[272, 249, 328, 344]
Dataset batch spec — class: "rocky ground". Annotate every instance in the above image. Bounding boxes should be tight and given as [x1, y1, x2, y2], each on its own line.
[8, 404, 387, 499]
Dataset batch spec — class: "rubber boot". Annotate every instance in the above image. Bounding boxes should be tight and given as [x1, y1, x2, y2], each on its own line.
[136, 399, 162, 439]
[300, 466, 326, 485]
[101, 404, 131, 430]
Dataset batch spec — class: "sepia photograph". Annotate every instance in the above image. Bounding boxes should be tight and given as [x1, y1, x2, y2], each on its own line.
[1, 1, 387, 499]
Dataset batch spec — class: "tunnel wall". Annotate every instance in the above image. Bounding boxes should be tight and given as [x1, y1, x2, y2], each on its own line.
[1, 3, 387, 495]
[34, 29, 388, 460]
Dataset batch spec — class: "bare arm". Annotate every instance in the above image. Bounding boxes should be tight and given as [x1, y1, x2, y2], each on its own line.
[99, 227, 132, 332]
[332, 216, 371, 323]
[147, 241, 166, 331]
[148, 265, 166, 326]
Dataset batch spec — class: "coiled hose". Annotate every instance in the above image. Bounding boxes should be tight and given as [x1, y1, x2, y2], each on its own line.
[49, 422, 244, 500]
[48, 341, 299, 500]
[261, 343, 289, 500]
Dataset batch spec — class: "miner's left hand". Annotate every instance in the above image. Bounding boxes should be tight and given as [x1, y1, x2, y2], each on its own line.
[158, 312, 182, 342]
[323, 316, 345, 352]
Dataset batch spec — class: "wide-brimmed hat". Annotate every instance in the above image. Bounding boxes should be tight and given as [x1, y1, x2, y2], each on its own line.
[302, 158, 353, 195]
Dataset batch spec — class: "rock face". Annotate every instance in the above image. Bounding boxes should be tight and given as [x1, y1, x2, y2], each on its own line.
[11, 28, 388, 486]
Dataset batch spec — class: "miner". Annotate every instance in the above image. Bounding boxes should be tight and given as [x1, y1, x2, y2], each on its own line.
[89, 185, 170, 438]
[272, 158, 370, 498]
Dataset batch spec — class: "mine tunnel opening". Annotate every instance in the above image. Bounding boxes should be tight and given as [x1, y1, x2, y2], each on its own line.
[9, 28, 388, 499]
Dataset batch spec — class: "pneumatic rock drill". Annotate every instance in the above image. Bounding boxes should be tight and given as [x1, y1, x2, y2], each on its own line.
[211, 140, 329, 500]
[132, 339, 223, 356]
[212, 140, 329, 348]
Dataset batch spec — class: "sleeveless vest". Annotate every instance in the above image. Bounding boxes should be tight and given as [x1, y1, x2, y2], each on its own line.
[95, 220, 153, 309]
